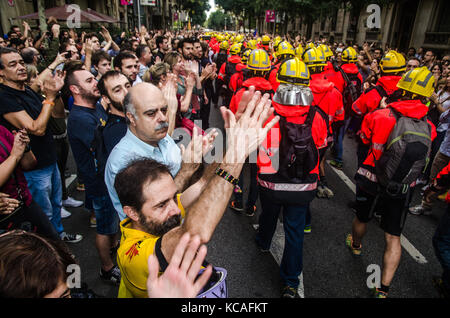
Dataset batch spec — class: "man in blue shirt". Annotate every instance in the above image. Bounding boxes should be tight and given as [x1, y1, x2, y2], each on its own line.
[66, 68, 120, 284]
[105, 83, 205, 221]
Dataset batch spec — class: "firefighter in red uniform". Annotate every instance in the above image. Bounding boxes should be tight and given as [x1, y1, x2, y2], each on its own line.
[259, 35, 274, 63]
[256, 58, 328, 298]
[229, 49, 251, 94]
[267, 41, 295, 92]
[351, 50, 406, 169]
[218, 43, 242, 107]
[352, 50, 406, 118]
[303, 47, 344, 199]
[346, 66, 437, 298]
[325, 47, 363, 170]
[228, 49, 273, 216]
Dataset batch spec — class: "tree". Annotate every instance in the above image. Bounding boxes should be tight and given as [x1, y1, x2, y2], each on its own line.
[206, 10, 234, 31]
[180, 0, 211, 27]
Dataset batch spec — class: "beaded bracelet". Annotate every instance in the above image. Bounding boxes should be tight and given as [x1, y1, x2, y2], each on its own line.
[215, 167, 242, 193]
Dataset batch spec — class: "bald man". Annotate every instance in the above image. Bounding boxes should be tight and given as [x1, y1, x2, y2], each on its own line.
[104, 83, 201, 221]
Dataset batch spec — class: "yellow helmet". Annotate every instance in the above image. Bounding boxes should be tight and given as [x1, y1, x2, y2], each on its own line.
[219, 41, 229, 50]
[261, 35, 271, 45]
[241, 49, 251, 64]
[306, 42, 315, 49]
[318, 44, 333, 61]
[229, 43, 241, 55]
[302, 47, 326, 68]
[247, 49, 271, 72]
[276, 41, 295, 60]
[397, 66, 435, 98]
[277, 58, 310, 86]
[236, 35, 244, 43]
[274, 39, 282, 50]
[342, 47, 358, 63]
[380, 50, 406, 74]
[295, 46, 304, 60]
[246, 39, 257, 50]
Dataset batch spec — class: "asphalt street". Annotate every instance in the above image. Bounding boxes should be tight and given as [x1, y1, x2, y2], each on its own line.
[62, 101, 447, 298]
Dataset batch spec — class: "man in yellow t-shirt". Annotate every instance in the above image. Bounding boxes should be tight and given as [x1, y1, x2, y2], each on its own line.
[117, 194, 185, 298]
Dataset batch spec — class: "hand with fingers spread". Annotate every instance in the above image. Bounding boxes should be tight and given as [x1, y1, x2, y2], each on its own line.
[147, 232, 212, 298]
[180, 127, 218, 165]
[0, 192, 21, 215]
[221, 89, 279, 164]
[42, 71, 65, 101]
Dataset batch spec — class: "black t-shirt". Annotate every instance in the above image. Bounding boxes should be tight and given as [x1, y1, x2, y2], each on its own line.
[103, 113, 127, 155]
[0, 83, 56, 169]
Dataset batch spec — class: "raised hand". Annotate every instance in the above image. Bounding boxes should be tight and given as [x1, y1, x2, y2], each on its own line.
[10, 129, 30, 160]
[221, 89, 279, 163]
[147, 233, 212, 298]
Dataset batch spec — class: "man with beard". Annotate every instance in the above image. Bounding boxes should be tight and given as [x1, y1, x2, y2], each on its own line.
[66, 69, 121, 284]
[105, 83, 218, 222]
[97, 71, 131, 155]
[114, 52, 141, 86]
[113, 89, 278, 298]
[0, 47, 82, 243]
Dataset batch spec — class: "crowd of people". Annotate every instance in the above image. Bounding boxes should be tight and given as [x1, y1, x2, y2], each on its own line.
[0, 17, 449, 299]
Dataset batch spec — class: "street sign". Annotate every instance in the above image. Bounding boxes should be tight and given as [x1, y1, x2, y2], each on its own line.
[141, 0, 156, 6]
[266, 10, 275, 23]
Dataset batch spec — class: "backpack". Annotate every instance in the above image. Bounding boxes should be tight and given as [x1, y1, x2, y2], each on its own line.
[373, 85, 402, 105]
[90, 119, 108, 178]
[339, 68, 362, 114]
[277, 106, 319, 182]
[223, 61, 238, 86]
[375, 108, 432, 197]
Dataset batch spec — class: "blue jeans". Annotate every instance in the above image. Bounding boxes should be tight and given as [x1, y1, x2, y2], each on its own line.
[92, 195, 119, 235]
[332, 121, 346, 163]
[256, 192, 307, 289]
[24, 163, 64, 234]
[433, 205, 450, 293]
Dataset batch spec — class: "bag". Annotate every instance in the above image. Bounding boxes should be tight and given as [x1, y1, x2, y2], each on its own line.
[375, 108, 432, 197]
[176, 115, 205, 137]
[154, 238, 227, 298]
[374, 85, 402, 106]
[277, 107, 319, 182]
[223, 61, 238, 86]
[340, 68, 362, 114]
[90, 119, 108, 178]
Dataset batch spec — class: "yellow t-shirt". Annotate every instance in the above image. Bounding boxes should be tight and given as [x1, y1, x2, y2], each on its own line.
[117, 194, 185, 298]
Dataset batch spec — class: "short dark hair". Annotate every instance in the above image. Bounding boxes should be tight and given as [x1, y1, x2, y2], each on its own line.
[156, 36, 166, 48]
[178, 38, 193, 51]
[21, 48, 36, 64]
[0, 231, 76, 298]
[92, 50, 111, 67]
[84, 32, 99, 42]
[135, 45, 149, 59]
[114, 158, 172, 213]
[97, 70, 123, 97]
[114, 51, 136, 70]
[0, 47, 19, 69]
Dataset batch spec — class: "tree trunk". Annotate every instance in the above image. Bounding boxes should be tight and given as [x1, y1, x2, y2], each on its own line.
[161, 0, 166, 30]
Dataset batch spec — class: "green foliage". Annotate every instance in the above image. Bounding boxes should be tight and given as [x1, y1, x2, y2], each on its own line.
[207, 10, 234, 30]
[181, 0, 211, 26]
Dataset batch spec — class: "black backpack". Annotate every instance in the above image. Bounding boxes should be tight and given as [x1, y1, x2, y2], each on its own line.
[90, 119, 108, 178]
[339, 68, 362, 114]
[277, 107, 318, 182]
[223, 61, 238, 86]
[373, 85, 402, 106]
[375, 108, 432, 197]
